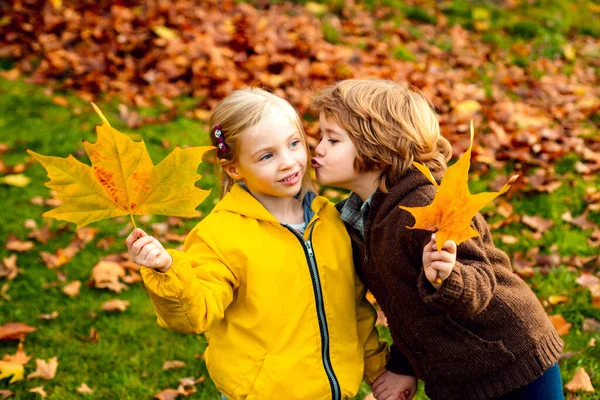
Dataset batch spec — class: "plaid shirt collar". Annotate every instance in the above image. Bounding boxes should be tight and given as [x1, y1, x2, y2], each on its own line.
[339, 192, 375, 237]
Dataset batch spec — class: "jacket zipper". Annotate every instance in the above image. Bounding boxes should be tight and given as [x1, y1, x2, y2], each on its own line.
[284, 222, 341, 400]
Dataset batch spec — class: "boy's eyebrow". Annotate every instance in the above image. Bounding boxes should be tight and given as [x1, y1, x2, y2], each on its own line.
[251, 132, 299, 158]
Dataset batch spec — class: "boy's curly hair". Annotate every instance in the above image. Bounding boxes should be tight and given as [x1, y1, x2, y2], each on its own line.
[311, 79, 452, 192]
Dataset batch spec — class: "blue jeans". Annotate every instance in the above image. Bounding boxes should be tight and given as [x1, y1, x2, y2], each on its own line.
[495, 363, 564, 400]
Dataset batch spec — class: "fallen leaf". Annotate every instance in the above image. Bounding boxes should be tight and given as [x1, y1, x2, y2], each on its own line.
[38, 311, 59, 321]
[154, 388, 181, 400]
[565, 367, 595, 393]
[400, 121, 518, 249]
[77, 383, 94, 394]
[0, 323, 37, 341]
[27, 357, 58, 380]
[0, 174, 31, 187]
[2, 341, 31, 365]
[521, 215, 554, 232]
[62, 281, 81, 297]
[5, 236, 34, 252]
[162, 360, 185, 370]
[29, 386, 46, 397]
[583, 318, 600, 333]
[27, 104, 213, 228]
[548, 295, 569, 305]
[88, 261, 128, 293]
[0, 361, 24, 383]
[0, 390, 14, 399]
[549, 314, 572, 336]
[101, 299, 130, 312]
[0, 255, 19, 280]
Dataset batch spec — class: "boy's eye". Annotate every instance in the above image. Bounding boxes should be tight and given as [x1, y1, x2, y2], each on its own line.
[328, 139, 339, 144]
[259, 153, 272, 161]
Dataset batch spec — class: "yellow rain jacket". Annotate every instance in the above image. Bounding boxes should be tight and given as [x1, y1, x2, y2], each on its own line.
[141, 184, 388, 400]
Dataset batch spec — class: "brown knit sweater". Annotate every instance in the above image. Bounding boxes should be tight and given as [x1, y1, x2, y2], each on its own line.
[343, 169, 563, 400]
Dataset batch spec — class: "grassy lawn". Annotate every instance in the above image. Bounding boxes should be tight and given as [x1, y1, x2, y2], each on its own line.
[1, 76, 599, 398]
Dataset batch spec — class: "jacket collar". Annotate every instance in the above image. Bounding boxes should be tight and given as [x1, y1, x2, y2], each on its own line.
[213, 183, 327, 224]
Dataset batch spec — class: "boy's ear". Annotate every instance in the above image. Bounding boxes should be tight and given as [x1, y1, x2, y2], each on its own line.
[221, 159, 242, 180]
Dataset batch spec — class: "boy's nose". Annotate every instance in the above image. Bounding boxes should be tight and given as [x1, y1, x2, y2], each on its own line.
[314, 140, 325, 156]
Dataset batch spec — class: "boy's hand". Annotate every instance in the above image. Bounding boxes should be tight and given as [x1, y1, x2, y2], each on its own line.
[371, 370, 417, 400]
[422, 233, 457, 290]
[126, 228, 172, 273]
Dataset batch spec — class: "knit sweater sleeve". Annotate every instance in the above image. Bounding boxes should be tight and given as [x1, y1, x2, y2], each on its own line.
[415, 212, 510, 318]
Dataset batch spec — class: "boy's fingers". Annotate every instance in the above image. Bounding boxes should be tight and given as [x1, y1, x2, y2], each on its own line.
[442, 240, 457, 254]
[430, 251, 455, 263]
[424, 267, 438, 284]
[371, 376, 386, 391]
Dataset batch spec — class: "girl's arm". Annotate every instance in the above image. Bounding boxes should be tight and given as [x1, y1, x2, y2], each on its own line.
[415, 213, 506, 318]
[140, 228, 239, 335]
[354, 273, 389, 385]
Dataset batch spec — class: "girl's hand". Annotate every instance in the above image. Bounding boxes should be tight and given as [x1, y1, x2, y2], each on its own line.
[125, 228, 172, 273]
[422, 233, 457, 290]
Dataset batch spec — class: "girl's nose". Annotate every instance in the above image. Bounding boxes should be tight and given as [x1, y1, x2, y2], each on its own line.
[280, 150, 295, 168]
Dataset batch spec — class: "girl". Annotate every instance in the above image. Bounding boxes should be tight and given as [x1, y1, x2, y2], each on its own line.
[310, 79, 564, 400]
[125, 88, 388, 400]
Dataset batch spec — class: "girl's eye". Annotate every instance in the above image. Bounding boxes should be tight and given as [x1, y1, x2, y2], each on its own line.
[259, 154, 272, 161]
[290, 140, 300, 148]
[328, 139, 339, 144]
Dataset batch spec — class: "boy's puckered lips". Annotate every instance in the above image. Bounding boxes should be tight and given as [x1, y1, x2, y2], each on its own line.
[311, 158, 322, 168]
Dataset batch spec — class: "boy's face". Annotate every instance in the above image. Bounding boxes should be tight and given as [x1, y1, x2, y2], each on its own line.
[312, 113, 361, 191]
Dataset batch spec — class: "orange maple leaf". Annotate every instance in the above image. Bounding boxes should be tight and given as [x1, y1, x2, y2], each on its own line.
[400, 121, 518, 250]
[27, 104, 213, 228]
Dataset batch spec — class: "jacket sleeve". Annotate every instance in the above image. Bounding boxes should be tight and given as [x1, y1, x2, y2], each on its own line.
[415, 212, 510, 318]
[140, 228, 239, 335]
[386, 345, 415, 377]
[354, 272, 389, 385]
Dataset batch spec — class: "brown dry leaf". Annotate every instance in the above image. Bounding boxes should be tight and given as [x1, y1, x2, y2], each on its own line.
[27, 225, 54, 244]
[2, 341, 31, 365]
[88, 261, 128, 293]
[0, 323, 37, 341]
[0, 283, 10, 301]
[0, 390, 14, 399]
[77, 383, 94, 394]
[0, 255, 20, 280]
[549, 315, 572, 336]
[62, 281, 81, 297]
[154, 388, 181, 400]
[38, 311, 59, 321]
[521, 215, 554, 232]
[29, 386, 46, 397]
[583, 318, 600, 333]
[27, 357, 58, 380]
[5, 235, 34, 252]
[562, 211, 596, 230]
[565, 367, 595, 393]
[162, 360, 185, 370]
[101, 299, 130, 312]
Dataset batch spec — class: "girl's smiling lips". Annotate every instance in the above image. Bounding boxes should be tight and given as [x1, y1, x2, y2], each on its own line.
[278, 171, 300, 185]
[311, 158, 322, 168]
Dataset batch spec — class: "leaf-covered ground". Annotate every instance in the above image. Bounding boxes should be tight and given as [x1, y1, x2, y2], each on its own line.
[1, 0, 600, 398]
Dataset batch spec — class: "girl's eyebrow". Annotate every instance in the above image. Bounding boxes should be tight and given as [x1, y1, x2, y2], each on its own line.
[251, 132, 299, 158]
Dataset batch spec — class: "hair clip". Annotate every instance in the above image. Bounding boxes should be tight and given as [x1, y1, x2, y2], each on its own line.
[213, 125, 227, 153]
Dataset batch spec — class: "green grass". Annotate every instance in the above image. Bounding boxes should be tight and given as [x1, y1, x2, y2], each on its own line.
[2, 71, 600, 399]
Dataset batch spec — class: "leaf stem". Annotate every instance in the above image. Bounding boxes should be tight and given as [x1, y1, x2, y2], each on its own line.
[130, 214, 137, 229]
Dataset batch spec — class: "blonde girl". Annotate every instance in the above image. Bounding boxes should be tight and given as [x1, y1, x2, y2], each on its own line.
[126, 88, 388, 400]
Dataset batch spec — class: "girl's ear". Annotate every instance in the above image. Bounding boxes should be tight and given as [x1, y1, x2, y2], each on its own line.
[221, 159, 242, 180]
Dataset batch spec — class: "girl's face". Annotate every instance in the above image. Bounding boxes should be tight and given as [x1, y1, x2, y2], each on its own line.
[312, 113, 360, 190]
[226, 108, 307, 201]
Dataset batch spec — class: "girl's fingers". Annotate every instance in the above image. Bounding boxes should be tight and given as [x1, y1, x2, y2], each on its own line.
[130, 235, 155, 256]
[372, 376, 386, 391]
[143, 247, 162, 266]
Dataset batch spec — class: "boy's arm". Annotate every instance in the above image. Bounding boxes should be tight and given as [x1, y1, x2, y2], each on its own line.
[386, 345, 416, 377]
[354, 274, 389, 385]
[141, 228, 239, 334]
[415, 213, 506, 318]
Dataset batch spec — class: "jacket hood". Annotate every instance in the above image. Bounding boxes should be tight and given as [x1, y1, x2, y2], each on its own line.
[212, 183, 328, 223]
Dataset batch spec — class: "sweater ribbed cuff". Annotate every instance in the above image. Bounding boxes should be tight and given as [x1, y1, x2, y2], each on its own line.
[385, 346, 415, 376]
[417, 264, 464, 307]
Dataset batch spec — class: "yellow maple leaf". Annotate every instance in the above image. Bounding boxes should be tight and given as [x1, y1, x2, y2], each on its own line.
[27, 104, 213, 228]
[400, 121, 518, 250]
[0, 361, 24, 383]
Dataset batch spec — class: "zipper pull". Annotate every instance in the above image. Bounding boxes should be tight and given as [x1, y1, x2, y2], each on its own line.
[306, 240, 314, 258]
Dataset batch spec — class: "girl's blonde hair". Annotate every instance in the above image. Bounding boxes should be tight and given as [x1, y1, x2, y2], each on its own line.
[209, 88, 313, 198]
[311, 79, 452, 192]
